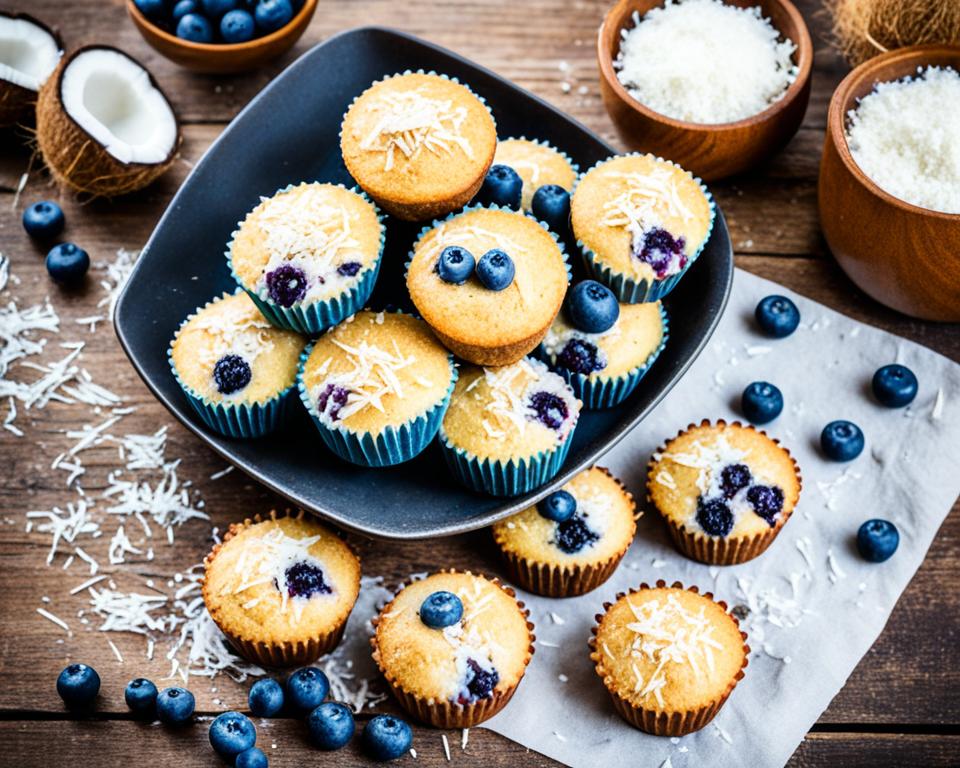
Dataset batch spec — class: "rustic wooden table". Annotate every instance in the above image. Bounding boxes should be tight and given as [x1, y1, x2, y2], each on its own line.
[1, 1, 958, 765]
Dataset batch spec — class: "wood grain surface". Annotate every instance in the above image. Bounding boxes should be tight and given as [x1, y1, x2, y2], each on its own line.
[1, 1, 957, 766]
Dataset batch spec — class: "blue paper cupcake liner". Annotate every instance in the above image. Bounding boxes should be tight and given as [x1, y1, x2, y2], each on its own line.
[226, 183, 386, 335]
[296, 334, 458, 467]
[575, 153, 716, 304]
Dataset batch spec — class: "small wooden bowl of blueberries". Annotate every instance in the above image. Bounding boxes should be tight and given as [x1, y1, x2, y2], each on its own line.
[127, 0, 318, 74]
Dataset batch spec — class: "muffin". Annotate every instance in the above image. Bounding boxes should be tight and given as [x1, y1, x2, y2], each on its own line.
[493, 137, 579, 211]
[572, 154, 715, 303]
[541, 299, 667, 408]
[371, 570, 534, 728]
[439, 357, 581, 496]
[202, 511, 361, 667]
[340, 71, 497, 221]
[298, 310, 456, 467]
[228, 182, 385, 334]
[169, 291, 307, 438]
[647, 420, 802, 565]
[406, 205, 570, 366]
[589, 581, 748, 736]
[492, 466, 636, 596]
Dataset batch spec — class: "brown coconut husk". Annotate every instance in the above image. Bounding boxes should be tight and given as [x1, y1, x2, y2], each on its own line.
[0, 11, 63, 128]
[36, 45, 182, 197]
[827, 0, 960, 66]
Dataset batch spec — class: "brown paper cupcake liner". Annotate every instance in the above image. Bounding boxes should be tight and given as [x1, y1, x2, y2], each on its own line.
[646, 419, 803, 566]
[201, 509, 360, 668]
[588, 580, 750, 736]
[371, 569, 536, 728]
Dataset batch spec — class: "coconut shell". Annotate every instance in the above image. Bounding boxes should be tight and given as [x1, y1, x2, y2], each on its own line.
[36, 45, 182, 197]
[0, 11, 63, 128]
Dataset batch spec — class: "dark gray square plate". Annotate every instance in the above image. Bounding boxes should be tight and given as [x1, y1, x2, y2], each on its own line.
[115, 26, 733, 540]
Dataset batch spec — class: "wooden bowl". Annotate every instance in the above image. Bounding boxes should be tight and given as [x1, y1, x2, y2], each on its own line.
[126, 0, 318, 74]
[596, 0, 813, 181]
[819, 45, 960, 322]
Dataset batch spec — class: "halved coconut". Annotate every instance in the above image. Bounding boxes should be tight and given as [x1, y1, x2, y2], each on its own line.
[37, 45, 181, 197]
[0, 11, 62, 127]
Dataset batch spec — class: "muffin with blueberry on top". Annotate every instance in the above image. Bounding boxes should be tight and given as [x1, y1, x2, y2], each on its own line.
[491, 137, 579, 212]
[647, 419, 801, 565]
[169, 290, 306, 438]
[371, 571, 534, 727]
[492, 466, 636, 597]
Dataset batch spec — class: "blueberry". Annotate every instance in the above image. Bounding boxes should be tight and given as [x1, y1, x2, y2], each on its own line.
[566, 280, 619, 334]
[56, 664, 100, 707]
[635, 227, 685, 278]
[248, 678, 284, 717]
[436, 245, 475, 285]
[172, 0, 198, 22]
[554, 514, 599, 553]
[284, 561, 332, 598]
[124, 678, 158, 716]
[362, 715, 413, 762]
[741, 381, 784, 424]
[134, 0, 168, 18]
[337, 261, 362, 277]
[176, 13, 214, 42]
[46, 243, 89, 284]
[286, 667, 329, 712]
[220, 8, 255, 42]
[696, 497, 733, 537]
[531, 184, 570, 234]
[476, 164, 522, 209]
[307, 701, 355, 750]
[213, 354, 252, 395]
[22, 200, 65, 239]
[537, 489, 576, 522]
[755, 295, 800, 338]
[857, 519, 899, 563]
[556, 338, 604, 375]
[202, 0, 238, 17]
[719, 463, 752, 499]
[746, 484, 784, 526]
[266, 264, 307, 307]
[236, 747, 268, 768]
[419, 591, 463, 629]
[464, 658, 499, 700]
[156, 686, 195, 724]
[872, 364, 918, 408]
[528, 390, 568, 430]
[317, 383, 349, 420]
[476, 249, 515, 291]
[821, 420, 864, 461]
[209, 711, 256, 759]
[254, 0, 293, 32]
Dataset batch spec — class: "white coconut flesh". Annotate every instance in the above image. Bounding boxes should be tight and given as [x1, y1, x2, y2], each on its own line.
[61, 48, 178, 166]
[0, 15, 61, 92]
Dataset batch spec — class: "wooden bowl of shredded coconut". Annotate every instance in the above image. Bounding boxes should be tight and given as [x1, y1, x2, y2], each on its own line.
[819, 44, 960, 322]
[597, 0, 813, 180]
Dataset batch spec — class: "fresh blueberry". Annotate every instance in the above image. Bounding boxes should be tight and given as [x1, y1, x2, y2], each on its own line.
[307, 701, 355, 750]
[741, 381, 784, 424]
[362, 715, 413, 762]
[220, 9, 255, 42]
[476, 249, 515, 291]
[317, 383, 349, 420]
[537, 489, 576, 522]
[821, 420, 864, 461]
[236, 747, 268, 768]
[554, 514, 599, 553]
[46, 243, 89, 284]
[156, 686, 195, 724]
[176, 13, 214, 42]
[284, 561, 332, 598]
[213, 354, 252, 395]
[56, 664, 100, 707]
[719, 463, 752, 499]
[419, 591, 463, 629]
[531, 184, 570, 234]
[22, 201, 65, 239]
[248, 678, 284, 717]
[266, 264, 307, 307]
[337, 261, 362, 277]
[528, 390, 568, 430]
[556, 338, 604, 375]
[635, 227, 685, 278]
[755, 295, 800, 338]
[566, 280, 619, 334]
[286, 667, 329, 712]
[172, 0, 198, 22]
[437, 245, 475, 284]
[209, 711, 256, 759]
[857, 519, 899, 563]
[696, 497, 733, 537]
[202, 0, 238, 17]
[254, 0, 293, 32]
[463, 658, 499, 700]
[134, 0, 168, 18]
[476, 164, 522, 209]
[124, 678, 158, 716]
[872, 364, 918, 408]
[746, 484, 784, 526]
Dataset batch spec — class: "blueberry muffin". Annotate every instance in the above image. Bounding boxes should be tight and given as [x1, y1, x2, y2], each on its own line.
[493, 138, 579, 211]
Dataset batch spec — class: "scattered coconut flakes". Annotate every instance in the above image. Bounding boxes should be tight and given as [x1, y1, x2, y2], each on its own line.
[26, 498, 100, 565]
[107, 638, 124, 663]
[441, 734, 451, 761]
[827, 548, 847, 584]
[931, 388, 945, 421]
[461, 728, 469, 750]
[548, 611, 566, 625]
[210, 465, 234, 481]
[37, 607, 70, 633]
[95, 248, 141, 320]
[553, 731, 567, 742]
[713, 721, 733, 744]
[70, 575, 106, 595]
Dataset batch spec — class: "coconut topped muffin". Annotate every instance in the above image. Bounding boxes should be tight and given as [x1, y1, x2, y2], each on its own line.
[493, 138, 578, 210]
[407, 206, 569, 365]
[341, 72, 497, 220]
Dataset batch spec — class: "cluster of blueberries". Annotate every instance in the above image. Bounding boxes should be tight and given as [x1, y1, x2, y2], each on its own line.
[135, 0, 303, 45]
[537, 489, 600, 553]
[21, 200, 90, 284]
[55, 664, 414, 763]
[436, 245, 516, 292]
[475, 164, 571, 237]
